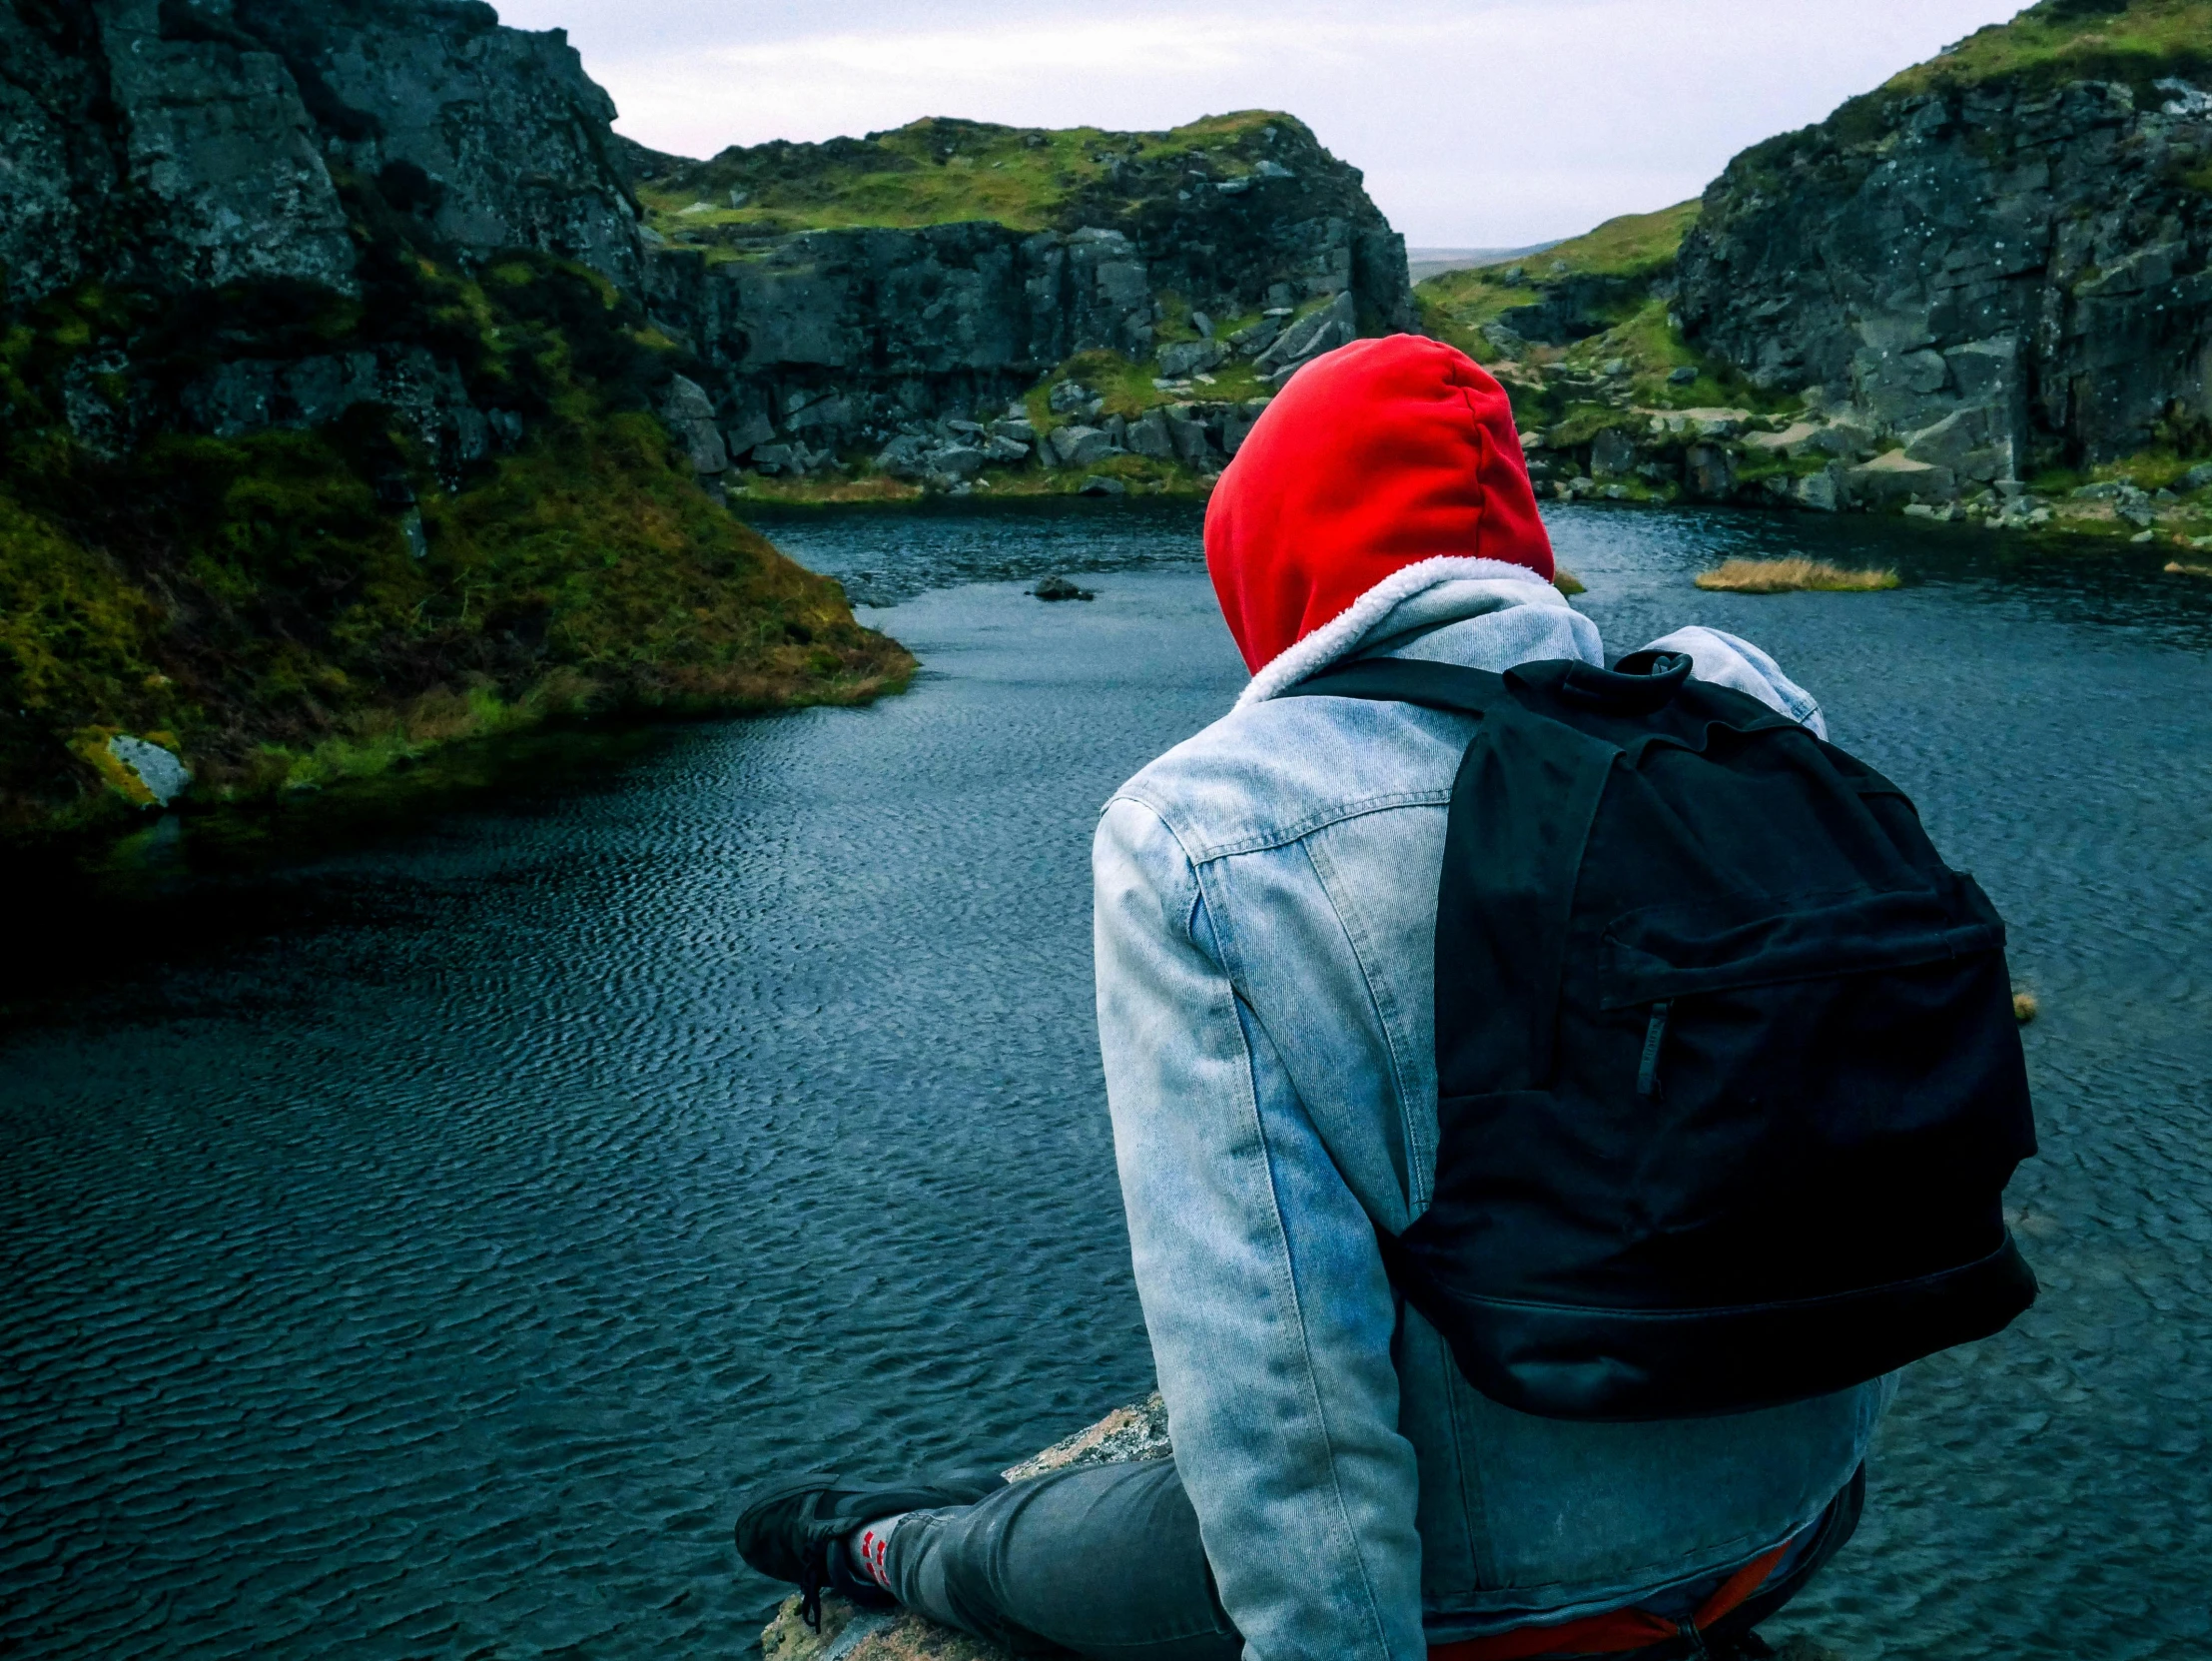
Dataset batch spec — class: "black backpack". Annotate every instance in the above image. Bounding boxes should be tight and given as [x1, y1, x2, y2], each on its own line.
[1285, 650, 2038, 1421]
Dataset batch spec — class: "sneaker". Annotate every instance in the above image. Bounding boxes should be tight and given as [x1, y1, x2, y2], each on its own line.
[733, 1472, 999, 1630]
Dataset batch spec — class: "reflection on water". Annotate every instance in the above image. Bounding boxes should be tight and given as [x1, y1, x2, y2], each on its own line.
[3, 503, 2208, 1659]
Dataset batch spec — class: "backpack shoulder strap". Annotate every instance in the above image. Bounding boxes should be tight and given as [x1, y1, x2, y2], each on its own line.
[1275, 657, 1506, 716]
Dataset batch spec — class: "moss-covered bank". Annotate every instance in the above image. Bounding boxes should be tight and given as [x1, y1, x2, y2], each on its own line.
[0, 201, 912, 844]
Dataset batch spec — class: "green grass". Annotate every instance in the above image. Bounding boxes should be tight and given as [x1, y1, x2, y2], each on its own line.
[1416, 201, 1703, 361]
[635, 110, 1296, 252]
[1884, 0, 2212, 98]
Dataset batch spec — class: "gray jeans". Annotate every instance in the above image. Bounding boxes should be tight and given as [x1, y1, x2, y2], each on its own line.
[881, 1456, 1863, 1661]
[884, 1456, 1237, 1661]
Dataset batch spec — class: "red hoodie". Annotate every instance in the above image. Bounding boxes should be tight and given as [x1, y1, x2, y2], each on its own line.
[1204, 334, 1554, 674]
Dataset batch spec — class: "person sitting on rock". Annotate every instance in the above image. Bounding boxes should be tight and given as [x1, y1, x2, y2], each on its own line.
[737, 335, 1894, 1661]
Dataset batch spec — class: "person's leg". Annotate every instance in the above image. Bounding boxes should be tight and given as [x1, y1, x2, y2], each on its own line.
[882, 1457, 1241, 1661]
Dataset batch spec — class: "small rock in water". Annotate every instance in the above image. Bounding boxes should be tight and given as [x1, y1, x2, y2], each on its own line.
[1034, 575, 1095, 601]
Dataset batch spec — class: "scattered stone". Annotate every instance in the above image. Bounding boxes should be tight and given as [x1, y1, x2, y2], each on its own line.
[2179, 463, 2212, 492]
[1034, 575, 1096, 601]
[2131, 528, 2158, 543]
[1078, 475, 1127, 496]
[1049, 381, 1094, 415]
[1668, 366, 1700, 385]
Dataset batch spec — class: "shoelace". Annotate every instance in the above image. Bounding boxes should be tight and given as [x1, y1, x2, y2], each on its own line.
[798, 1542, 828, 1631]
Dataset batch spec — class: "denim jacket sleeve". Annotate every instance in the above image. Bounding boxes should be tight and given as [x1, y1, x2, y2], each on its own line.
[1093, 795, 1426, 1661]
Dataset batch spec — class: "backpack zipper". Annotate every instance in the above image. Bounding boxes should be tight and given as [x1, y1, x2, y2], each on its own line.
[1636, 1002, 1671, 1098]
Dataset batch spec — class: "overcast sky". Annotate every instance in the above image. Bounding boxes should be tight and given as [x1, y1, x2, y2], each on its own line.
[495, 0, 2031, 248]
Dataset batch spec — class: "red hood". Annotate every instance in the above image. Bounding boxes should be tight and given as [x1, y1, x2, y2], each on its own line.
[1203, 334, 1554, 673]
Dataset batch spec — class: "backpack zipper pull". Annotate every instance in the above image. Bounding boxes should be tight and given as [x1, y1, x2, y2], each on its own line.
[1637, 1002, 1671, 1098]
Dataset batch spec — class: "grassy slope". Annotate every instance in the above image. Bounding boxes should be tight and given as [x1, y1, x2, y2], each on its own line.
[635, 111, 1288, 253]
[0, 192, 911, 840]
[1414, 201, 1784, 426]
[1887, 0, 2212, 96]
[1415, 202, 1700, 357]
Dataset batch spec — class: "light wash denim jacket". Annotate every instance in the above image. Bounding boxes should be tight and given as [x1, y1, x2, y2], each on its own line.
[1094, 568, 1891, 1661]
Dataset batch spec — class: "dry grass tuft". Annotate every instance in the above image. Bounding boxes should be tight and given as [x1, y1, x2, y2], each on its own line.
[1554, 566, 1586, 596]
[2164, 559, 2212, 578]
[2012, 991, 2039, 1025]
[1694, 557, 1899, 594]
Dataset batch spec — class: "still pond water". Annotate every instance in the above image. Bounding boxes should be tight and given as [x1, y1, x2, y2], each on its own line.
[3, 503, 2209, 1659]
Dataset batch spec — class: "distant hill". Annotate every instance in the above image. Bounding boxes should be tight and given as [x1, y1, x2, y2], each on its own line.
[1405, 243, 1564, 283]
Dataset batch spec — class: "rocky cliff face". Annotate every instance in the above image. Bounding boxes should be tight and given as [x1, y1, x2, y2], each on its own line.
[634, 114, 1413, 473]
[0, 0, 636, 306]
[1676, 15, 2212, 478]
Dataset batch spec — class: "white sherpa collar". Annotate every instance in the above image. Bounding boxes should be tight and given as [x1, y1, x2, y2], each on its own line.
[1235, 556, 1562, 708]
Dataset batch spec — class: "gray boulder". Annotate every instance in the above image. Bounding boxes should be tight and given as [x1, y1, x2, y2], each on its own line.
[873, 433, 931, 478]
[1228, 315, 1283, 356]
[1165, 411, 1213, 467]
[1795, 468, 1843, 513]
[726, 412, 776, 455]
[2179, 464, 2212, 492]
[1079, 475, 1127, 495]
[928, 444, 990, 480]
[1222, 400, 1270, 454]
[660, 375, 730, 475]
[1251, 292, 1356, 376]
[1843, 450, 1956, 508]
[1126, 411, 1175, 459]
[1051, 425, 1115, 466]
[105, 735, 192, 807]
[1668, 366, 1700, 386]
[1685, 443, 1738, 501]
[1589, 427, 1638, 479]
[1050, 381, 1095, 415]
[1158, 339, 1228, 379]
